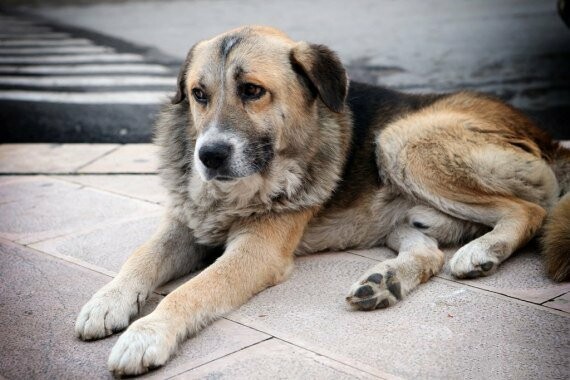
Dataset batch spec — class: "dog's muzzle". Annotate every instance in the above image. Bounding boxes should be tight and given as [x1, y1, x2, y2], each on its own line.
[195, 132, 274, 182]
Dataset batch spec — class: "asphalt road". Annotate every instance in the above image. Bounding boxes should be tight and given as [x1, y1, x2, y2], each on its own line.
[0, 10, 180, 142]
[1, 1, 569, 142]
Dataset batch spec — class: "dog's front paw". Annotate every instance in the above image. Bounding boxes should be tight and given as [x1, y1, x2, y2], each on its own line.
[108, 316, 179, 377]
[75, 284, 145, 341]
[346, 266, 403, 311]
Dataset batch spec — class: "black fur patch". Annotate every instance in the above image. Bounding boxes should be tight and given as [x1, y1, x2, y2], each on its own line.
[248, 136, 274, 174]
[413, 221, 429, 229]
[233, 65, 246, 80]
[327, 82, 448, 209]
[290, 44, 347, 113]
[219, 35, 242, 60]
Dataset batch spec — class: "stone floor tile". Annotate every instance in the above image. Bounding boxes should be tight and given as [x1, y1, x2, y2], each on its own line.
[0, 176, 160, 244]
[30, 214, 161, 273]
[0, 144, 118, 173]
[439, 245, 570, 304]
[0, 176, 37, 187]
[0, 176, 45, 203]
[173, 338, 381, 380]
[143, 319, 270, 379]
[0, 238, 156, 380]
[227, 252, 569, 380]
[0, 239, 271, 380]
[56, 174, 167, 204]
[78, 144, 158, 173]
[543, 292, 570, 313]
[347, 247, 397, 262]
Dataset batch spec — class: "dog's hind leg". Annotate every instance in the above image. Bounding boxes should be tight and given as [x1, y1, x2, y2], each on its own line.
[75, 215, 212, 340]
[378, 112, 559, 279]
[347, 225, 444, 310]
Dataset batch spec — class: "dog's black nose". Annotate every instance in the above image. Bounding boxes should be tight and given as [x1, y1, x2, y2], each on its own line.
[199, 142, 232, 170]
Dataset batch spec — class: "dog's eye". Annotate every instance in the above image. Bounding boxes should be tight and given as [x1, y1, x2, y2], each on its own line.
[239, 83, 265, 101]
[192, 88, 207, 104]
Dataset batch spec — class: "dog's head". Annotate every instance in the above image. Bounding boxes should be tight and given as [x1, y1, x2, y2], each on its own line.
[173, 26, 348, 182]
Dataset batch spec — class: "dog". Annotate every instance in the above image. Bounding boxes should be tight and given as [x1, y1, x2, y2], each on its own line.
[74, 26, 570, 376]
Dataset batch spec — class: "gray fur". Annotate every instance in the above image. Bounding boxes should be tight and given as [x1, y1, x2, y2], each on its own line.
[154, 102, 351, 246]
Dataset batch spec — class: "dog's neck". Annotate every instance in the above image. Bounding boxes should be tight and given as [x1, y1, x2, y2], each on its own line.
[188, 156, 305, 209]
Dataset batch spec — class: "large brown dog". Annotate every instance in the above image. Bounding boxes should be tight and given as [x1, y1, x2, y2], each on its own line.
[75, 26, 570, 376]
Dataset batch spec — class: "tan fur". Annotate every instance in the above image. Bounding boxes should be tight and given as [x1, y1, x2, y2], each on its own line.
[373, 95, 559, 279]
[102, 209, 314, 376]
[542, 193, 570, 281]
[75, 26, 570, 376]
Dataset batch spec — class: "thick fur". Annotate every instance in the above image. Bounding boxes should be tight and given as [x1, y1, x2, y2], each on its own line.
[75, 26, 570, 376]
[542, 193, 570, 281]
[542, 145, 570, 281]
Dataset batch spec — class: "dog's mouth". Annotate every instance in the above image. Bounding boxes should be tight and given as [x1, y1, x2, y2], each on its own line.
[201, 167, 242, 182]
[214, 176, 236, 182]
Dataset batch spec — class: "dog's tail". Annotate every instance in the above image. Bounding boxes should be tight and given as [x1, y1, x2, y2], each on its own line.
[542, 144, 570, 282]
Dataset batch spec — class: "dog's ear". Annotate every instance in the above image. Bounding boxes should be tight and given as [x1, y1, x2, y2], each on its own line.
[172, 45, 196, 105]
[290, 42, 348, 113]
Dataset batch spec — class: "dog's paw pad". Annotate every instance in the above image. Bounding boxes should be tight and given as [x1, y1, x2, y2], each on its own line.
[366, 273, 383, 284]
[354, 284, 374, 298]
[480, 261, 494, 271]
[346, 270, 402, 311]
[456, 260, 496, 279]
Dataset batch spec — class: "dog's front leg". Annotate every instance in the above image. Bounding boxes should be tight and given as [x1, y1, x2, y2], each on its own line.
[107, 209, 314, 376]
[75, 215, 208, 340]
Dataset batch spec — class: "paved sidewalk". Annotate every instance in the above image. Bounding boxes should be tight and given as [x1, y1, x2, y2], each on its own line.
[0, 143, 569, 379]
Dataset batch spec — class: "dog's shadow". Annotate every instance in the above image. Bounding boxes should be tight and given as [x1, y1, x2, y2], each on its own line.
[154, 246, 224, 297]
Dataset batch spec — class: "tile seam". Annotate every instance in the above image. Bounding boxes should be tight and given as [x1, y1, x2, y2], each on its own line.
[432, 277, 569, 317]
[73, 144, 123, 172]
[163, 336, 274, 380]
[0, 237, 116, 279]
[53, 175, 163, 205]
[224, 317, 393, 380]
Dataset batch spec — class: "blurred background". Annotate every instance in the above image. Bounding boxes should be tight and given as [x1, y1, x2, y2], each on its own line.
[1, 0, 569, 142]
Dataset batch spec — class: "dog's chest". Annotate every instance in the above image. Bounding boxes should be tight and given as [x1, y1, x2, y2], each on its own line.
[181, 175, 410, 251]
[183, 176, 270, 246]
[184, 195, 249, 246]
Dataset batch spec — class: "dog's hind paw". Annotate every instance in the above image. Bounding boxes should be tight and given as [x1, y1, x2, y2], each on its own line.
[449, 239, 502, 279]
[108, 315, 178, 377]
[346, 266, 403, 311]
